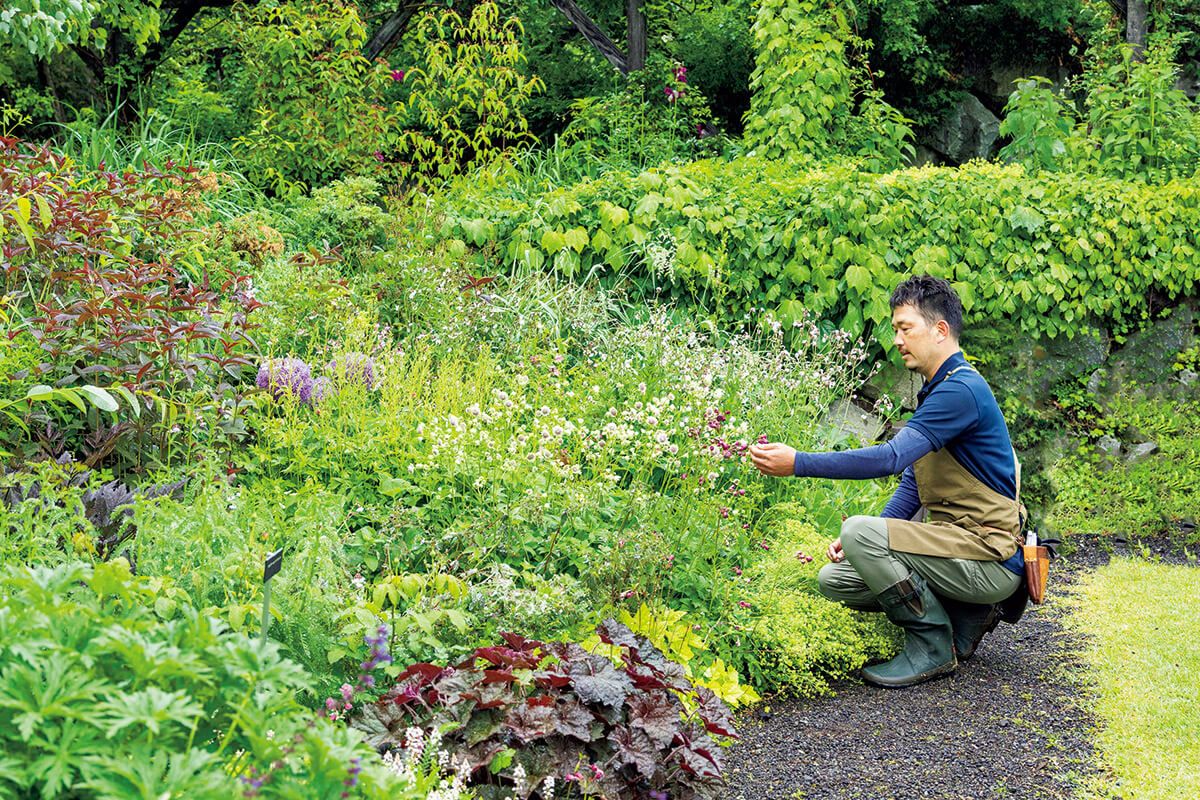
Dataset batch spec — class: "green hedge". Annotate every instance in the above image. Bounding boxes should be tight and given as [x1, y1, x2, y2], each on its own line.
[445, 158, 1200, 344]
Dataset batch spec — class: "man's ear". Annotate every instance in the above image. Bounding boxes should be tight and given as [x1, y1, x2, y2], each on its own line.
[935, 319, 951, 342]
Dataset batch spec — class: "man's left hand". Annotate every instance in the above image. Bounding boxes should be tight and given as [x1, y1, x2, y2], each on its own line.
[749, 442, 796, 477]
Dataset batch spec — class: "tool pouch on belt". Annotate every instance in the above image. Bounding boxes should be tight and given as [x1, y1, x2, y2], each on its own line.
[1021, 531, 1059, 604]
[1023, 543, 1049, 604]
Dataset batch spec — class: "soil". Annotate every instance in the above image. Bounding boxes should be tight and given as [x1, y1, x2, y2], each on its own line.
[724, 535, 1198, 800]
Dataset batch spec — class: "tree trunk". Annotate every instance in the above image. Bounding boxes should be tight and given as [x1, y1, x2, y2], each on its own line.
[549, 0, 628, 73]
[1126, 0, 1148, 61]
[364, 1, 426, 61]
[35, 58, 68, 124]
[626, 0, 645, 73]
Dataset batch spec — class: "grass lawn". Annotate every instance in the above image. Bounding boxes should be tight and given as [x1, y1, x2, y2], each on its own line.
[1064, 558, 1200, 800]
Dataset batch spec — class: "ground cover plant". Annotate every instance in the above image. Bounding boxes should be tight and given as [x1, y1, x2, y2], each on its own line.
[1049, 393, 1200, 543]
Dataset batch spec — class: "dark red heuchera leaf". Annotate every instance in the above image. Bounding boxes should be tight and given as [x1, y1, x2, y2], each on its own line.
[628, 692, 681, 749]
[672, 730, 723, 778]
[471, 646, 542, 670]
[555, 697, 598, 742]
[611, 726, 658, 778]
[506, 697, 558, 742]
[569, 653, 633, 708]
[695, 686, 739, 739]
[596, 618, 639, 651]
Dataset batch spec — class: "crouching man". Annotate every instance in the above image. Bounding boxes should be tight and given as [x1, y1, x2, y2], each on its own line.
[749, 275, 1025, 688]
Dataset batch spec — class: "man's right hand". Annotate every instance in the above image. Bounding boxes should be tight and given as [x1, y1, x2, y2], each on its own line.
[827, 538, 845, 563]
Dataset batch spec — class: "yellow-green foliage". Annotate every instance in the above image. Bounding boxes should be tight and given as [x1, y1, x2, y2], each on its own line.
[1063, 559, 1200, 800]
[582, 602, 762, 707]
[446, 157, 1200, 345]
[741, 0, 911, 170]
[741, 508, 895, 695]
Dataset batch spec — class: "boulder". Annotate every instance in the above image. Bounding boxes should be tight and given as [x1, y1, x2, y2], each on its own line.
[924, 93, 1001, 165]
[1107, 305, 1196, 390]
[965, 320, 1110, 410]
[1095, 435, 1122, 460]
[820, 398, 885, 446]
[1124, 441, 1159, 466]
[861, 361, 923, 411]
[985, 63, 1072, 109]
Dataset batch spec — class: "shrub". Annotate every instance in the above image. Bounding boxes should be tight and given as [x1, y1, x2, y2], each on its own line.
[742, 0, 912, 170]
[0, 136, 260, 468]
[444, 156, 1200, 345]
[353, 620, 736, 799]
[1000, 41, 1200, 182]
[0, 559, 410, 799]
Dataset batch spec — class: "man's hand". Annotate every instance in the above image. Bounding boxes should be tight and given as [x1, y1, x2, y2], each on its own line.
[749, 442, 797, 477]
[827, 537, 845, 563]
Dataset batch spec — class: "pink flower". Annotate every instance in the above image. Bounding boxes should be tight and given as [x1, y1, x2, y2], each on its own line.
[732, 566, 742, 576]
[757, 434, 769, 445]
[374, 150, 385, 163]
[674, 65, 688, 83]
[664, 86, 682, 103]
[719, 507, 730, 519]
[759, 541, 771, 551]
[738, 601, 752, 609]
[589, 764, 605, 780]
[390, 69, 405, 81]
[621, 590, 636, 599]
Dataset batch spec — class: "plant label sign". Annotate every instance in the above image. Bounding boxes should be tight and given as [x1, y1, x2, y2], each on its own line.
[264, 548, 283, 583]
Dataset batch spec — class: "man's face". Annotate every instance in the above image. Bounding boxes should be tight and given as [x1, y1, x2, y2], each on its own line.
[891, 303, 944, 373]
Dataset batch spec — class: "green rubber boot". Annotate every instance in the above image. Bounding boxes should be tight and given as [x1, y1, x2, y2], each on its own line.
[862, 572, 957, 688]
[939, 596, 1002, 662]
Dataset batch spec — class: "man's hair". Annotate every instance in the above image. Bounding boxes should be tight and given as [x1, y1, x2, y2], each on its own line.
[889, 275, 963, 339]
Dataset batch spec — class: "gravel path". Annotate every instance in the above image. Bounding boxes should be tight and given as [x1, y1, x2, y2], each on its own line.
[724, 535, 1197, 800]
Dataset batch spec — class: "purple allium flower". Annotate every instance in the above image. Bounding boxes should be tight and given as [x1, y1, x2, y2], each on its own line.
[256, 358, 314, 403]
[326, 352, 376, 389]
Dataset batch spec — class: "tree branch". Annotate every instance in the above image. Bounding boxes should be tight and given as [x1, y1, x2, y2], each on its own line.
[549, 0, 628, 74]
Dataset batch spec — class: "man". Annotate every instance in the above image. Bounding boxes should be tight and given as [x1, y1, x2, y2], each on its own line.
[749, 275, 1024, 688]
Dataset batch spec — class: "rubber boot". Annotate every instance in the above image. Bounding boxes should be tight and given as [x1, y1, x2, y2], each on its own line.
[861, 572, 957, 688]
[939, 596, 1002, 662]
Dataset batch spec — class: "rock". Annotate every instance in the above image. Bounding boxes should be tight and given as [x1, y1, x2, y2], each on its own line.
[821, 398, 885, 446]
[861, 361, 923, 411]
[966, 321, 1110, 410]
[1124, 441, 1159, 465]
[985, 63, 1071, 109]
[924, 93, 1001, 165]
[1108, 305, 1196, 390]
[1176, 60, 1200, 99]
[1095, 435, 1122, 460]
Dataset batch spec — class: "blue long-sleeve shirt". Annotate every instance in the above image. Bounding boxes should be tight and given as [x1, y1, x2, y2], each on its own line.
[791, 352, 1025, 574]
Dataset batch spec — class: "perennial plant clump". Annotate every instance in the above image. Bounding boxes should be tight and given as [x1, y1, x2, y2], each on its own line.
[354, 620, 737, 799]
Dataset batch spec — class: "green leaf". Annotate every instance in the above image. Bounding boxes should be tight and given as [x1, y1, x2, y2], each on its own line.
[77, 386, 119, 413]
[845, 264, 871, 293]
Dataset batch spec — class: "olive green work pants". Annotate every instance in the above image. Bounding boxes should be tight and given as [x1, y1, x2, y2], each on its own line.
[817, 515, 1021, 610]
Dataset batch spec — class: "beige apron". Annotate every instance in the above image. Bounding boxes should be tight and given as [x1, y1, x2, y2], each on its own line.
[885, 368, 1025, 562]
